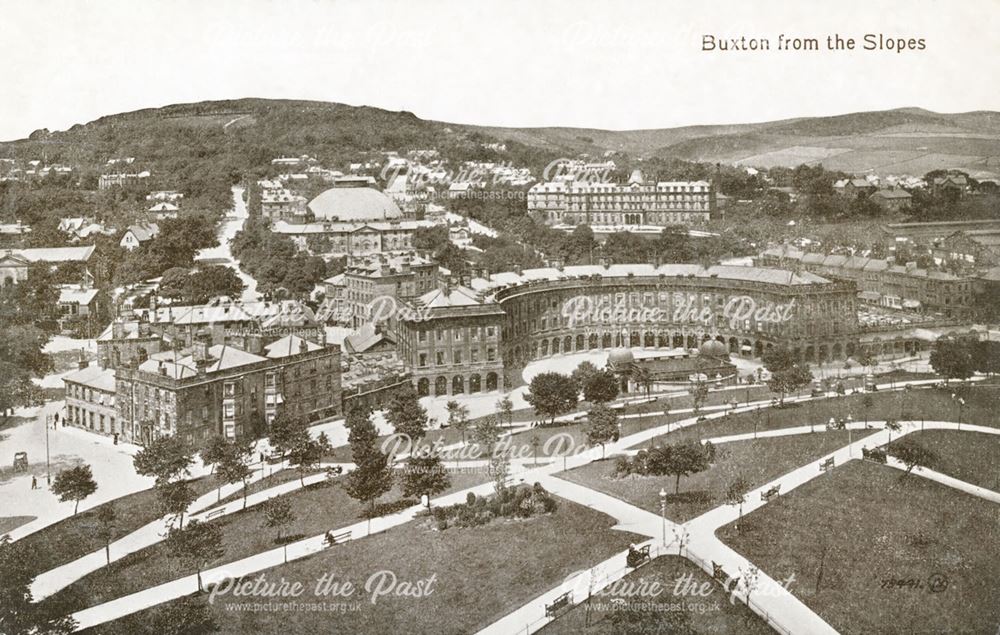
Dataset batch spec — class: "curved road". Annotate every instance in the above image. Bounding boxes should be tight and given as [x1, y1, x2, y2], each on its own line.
[194, 185, 260, 303]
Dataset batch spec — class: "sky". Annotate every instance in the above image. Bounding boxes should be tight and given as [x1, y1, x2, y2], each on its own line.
[2, 0, 999, 141]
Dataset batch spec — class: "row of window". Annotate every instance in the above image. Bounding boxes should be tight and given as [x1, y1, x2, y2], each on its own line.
[418, 347, 497, 367]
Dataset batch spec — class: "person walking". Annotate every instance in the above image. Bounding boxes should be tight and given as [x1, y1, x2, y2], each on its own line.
[31, 475, 38, 490]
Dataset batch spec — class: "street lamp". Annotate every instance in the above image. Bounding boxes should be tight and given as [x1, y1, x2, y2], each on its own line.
[659, 488, 667, 548]
[846, 415, 853, 455]
[952, 393, 965, 430]
[45, 413, 52, 486]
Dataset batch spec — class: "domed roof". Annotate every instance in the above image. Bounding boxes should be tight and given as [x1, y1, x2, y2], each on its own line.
[699, 340, 729, 358]
[307, 186, 403, 222]
[607, 348, 635, 367]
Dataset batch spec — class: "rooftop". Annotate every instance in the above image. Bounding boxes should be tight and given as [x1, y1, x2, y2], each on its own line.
[307, 185, 403, 222]
[64, 365, 116, 392]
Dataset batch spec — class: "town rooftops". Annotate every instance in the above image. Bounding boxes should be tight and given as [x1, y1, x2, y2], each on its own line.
[124, 223, 160, 242]
[271, 220, 429, 234]
[416, 286, 484, 308]
[9, 245, 96, 263]
[871, 189, 912, 200]
[139, 345, 268, 379]
[263, 334, 324, 359]
[63, 365, 116, 392]
[475, 263, 829, 291]
[58, 287, 99, 305]
[344, 324, 395, 355]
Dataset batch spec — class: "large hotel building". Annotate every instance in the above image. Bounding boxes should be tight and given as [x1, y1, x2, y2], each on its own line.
[528, 170, 715, 228]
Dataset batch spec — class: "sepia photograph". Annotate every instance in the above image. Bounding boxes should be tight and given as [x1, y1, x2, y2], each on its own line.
[1, 1, 999, 633]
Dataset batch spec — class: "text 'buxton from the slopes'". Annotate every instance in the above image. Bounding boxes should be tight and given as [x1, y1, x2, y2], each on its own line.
[702, 33, 927, 52]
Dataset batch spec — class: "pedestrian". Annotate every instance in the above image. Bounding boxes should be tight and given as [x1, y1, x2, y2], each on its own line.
[113, 432, 119, 445]
[31, 476, 37, 490]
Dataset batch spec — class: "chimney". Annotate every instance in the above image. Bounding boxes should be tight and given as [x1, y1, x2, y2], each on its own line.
[112, 321, 124, 340]
[158, 361, 167, 376]
[299, 339, 307, 354]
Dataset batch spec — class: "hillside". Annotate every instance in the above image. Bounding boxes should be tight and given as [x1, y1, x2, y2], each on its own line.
[3, 99, 999, 181]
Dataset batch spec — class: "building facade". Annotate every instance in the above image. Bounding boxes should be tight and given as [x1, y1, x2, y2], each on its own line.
[528, 172, 715, 228]
[64, 363, 119, 437]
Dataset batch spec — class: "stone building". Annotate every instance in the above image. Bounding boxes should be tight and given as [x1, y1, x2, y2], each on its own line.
[395, 286, 505, 396]
[64, 362, 119, 438]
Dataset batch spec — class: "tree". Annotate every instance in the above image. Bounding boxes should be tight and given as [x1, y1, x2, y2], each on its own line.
[268, 412, 310, 459]
[0, 324, 52, 417]
[726, 476, 751, 532]
[402, 450, 451, 507]
[472, 415, 502, 462]
[891, 438, 937, 480]
[200, 435, 229, 476]
[156, 479, 198, 529]
[525, 372, 578, 424]
[51, 464, 98, 515]
[344, 407, 394, 517]
[885, 419, 902, 444]
[929, 338, 975, 383]
[496, 395, 514, 428]
[691, 380, 709, 413]
[216, 441, 255, 509]
[629, 363, 653, 399]
[570, 361, 600, 393]
[133, 436, 195, 485]
[96, 503, 117, 567]
[972, 340, 1000, 377]
[664, 440, 710, 494]
[445, 400, 471, 444]
[386, 386, 429, 441]
[586, 404, 619, 459]
[766, 356, 813, 405]
[861, 393, 874, 426]
[0, 536, 77, 635]
[583, 369, 619, 404]
[165, 520, 224, 592]
[287, 432, 331, 487]
[261, 498, 295, 562]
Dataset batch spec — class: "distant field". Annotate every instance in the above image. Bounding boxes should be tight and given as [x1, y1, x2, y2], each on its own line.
[734, 146, 853, 168]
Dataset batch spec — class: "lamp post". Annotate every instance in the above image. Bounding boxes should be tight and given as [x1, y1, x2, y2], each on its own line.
[847, 415, 853, 455]
[952, 394, 965, 430]
[45, 413, 52, 486]
[659, 488, 667, 547]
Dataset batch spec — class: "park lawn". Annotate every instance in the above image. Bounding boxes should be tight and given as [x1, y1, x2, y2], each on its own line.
[538, 555, 772, 635]
[14, 475, 217, 578]
[717, 460, 1000, 635]
[562, 430, 869, 522]
[46, 471, 491, 614]
[203, 467, 327, 510]
[889, 430, 1000, 491]
[0, 515, 36, 534]
[629, 386, 1000, 449]
[87, 499, 644, 635]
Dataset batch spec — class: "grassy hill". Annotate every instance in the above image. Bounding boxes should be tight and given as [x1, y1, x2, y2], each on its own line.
[3, 99, 999, 182]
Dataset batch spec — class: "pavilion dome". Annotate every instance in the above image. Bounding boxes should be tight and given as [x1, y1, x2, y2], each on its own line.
[307, 186, 403, 222]
[608, 348, 635, 368]
[699, 340, 729, 358]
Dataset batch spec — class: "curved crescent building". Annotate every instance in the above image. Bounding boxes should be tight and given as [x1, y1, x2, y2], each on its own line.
[397, 263, 860, 396]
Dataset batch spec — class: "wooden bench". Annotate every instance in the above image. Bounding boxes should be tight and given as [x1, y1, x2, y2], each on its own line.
[205, 508, 226, 520]
[545, 591, 573, 618]
[760, 484, 781, 502]
[819, 457, 835, 473]
[324, 529, 352, 547]
[626, 544, 651, 568]
[712, 561, 732, 584]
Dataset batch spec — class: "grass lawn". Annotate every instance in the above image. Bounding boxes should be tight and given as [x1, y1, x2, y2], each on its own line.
[889, 430, 1000, 491]
[14, 475, 217, 578]
[0, 515, 36, 534]
[538, 555, 772, 635]
[630, 386, 1000, 449]
[203, 467, 327, 510]
[47, 471, 491, 614]
[86, 499, 644, 635]
[562, 430, 869, 522]
[718, 460, 1000, 635]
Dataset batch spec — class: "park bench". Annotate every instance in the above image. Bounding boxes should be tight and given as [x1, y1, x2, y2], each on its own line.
[545, 591, 573, 618]
[819, 457, 835, 473]
[324, 529, 352, 547]
[325, 465, 344, 478]
[862, 447, 887, 464]
[712, 561, 732, 584]
[760, 484, 781, 502]
[205, 508, 226, 520]
[626, 544, 651, 568]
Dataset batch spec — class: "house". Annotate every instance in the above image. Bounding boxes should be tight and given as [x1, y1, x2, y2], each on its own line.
[120, 223, 160, 251]
[935, 230, 1000, 267]
[148, 202, 179, 219]
[0, 221, 31, 236]
[0, 251, 31, 286]
[57, 285, 101, 334]
[932, 174, 969, 197]
[834, 179, 876, 198]
[870, 188, 912, 211]
[343, 323, 397, 359]
[146, 190, 184, 203]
